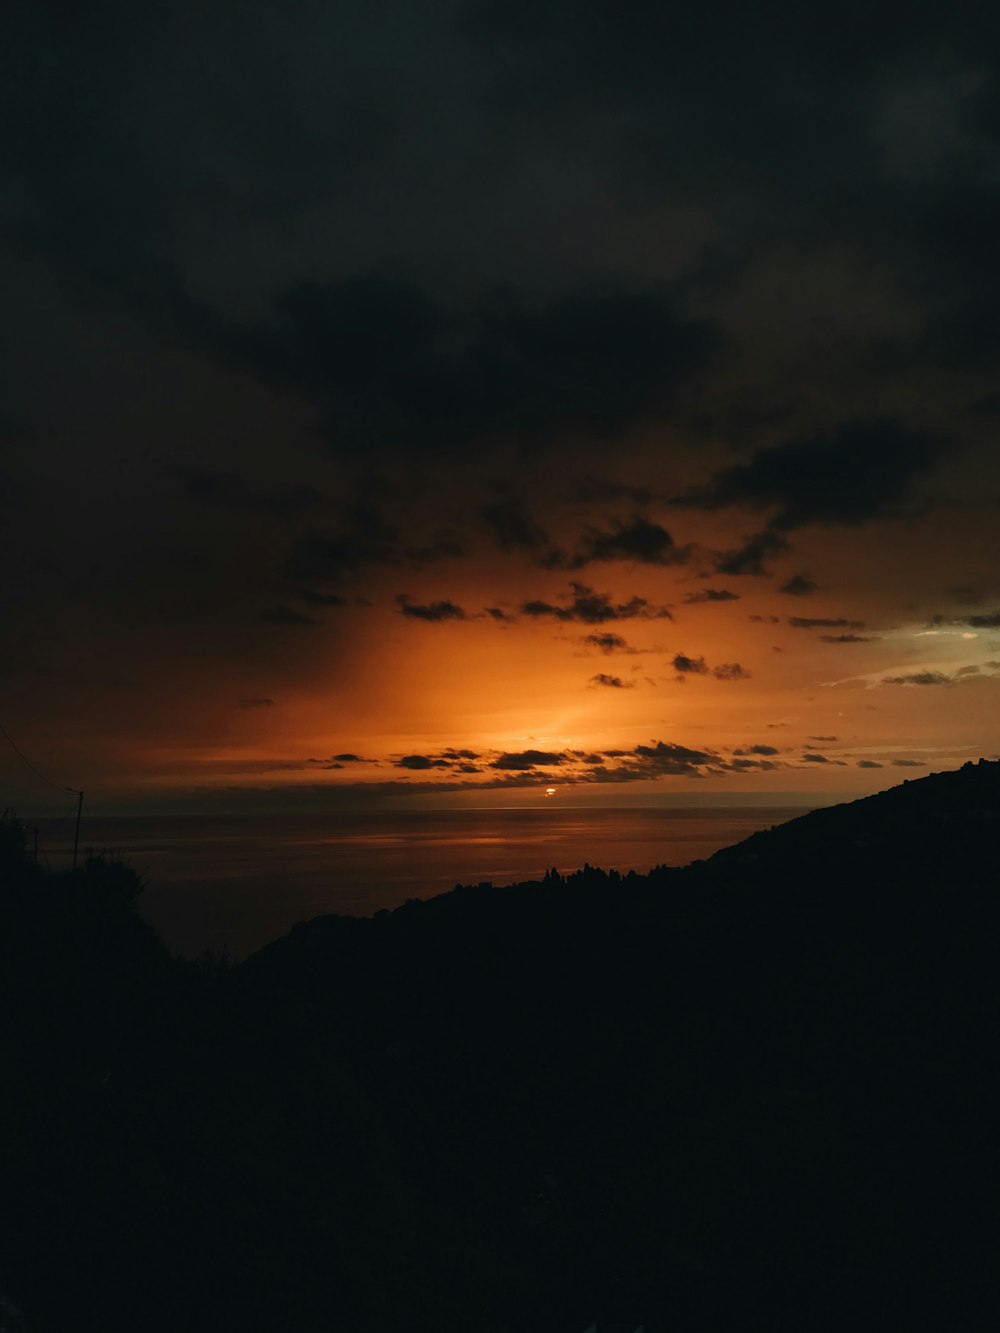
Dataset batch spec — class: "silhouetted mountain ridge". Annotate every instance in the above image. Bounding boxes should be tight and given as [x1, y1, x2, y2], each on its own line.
[703, 756, 1000, 877]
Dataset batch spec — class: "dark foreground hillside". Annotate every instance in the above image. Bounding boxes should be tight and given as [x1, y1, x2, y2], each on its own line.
[2, 760, 999, 1332]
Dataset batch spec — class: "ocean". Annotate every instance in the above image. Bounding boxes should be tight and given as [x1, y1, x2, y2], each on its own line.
[32, 806, 804, 958]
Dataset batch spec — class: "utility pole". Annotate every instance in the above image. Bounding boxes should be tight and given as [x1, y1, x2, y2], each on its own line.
[72, 790, 84, 869]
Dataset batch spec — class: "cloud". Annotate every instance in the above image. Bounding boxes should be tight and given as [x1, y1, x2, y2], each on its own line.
[521, 581, 670, 624]
[629, 740, 719, 775]
[285, 504, 400, 584]
[573, 740, 721, 782]
[306, 753, 381, 768]
[803, 753, 831, 763]
[681, 419, 947, 530]
[220, 274, 720, 452]
[858, 759, 883, 768]
[892, 758, 925, 766]
[583, 632, 633, 653]
[553, 515, 693, 569]
[480, 498, 550, 553]
[683, 587, 740, 603]
[491, 749, 568, 770]
[299, 589, 349, 607]
[236, 697, 275, 709]
[572, 478, 656, 505]
[485, 607, 515, 622]
[259, 604, 319, 626]
[178, 468, 320, 516]
[882, 671, 953, 685]
[395, 595, 467, 621]
[590, 673, 634, 688]
[809, 735, 838, 742]
[820, 633, 877, 643]
[672, 652, 709, 675]
[733, 745, 780, 756]
[963, 612, 1000, 628]
[779, 574, 817, 596]
[712, 662, 750, 680]
[789, 617, 867, 630]
[391, 748, 484, 772]
[713, 530, 789, 576]
[406, 538, 467, 567]
[394, 754, 453, 770]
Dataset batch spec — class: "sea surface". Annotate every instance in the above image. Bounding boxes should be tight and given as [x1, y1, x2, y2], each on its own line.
[33, 806, 804, 958]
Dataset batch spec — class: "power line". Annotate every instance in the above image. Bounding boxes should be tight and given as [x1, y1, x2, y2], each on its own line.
[0, 722, 81, 795]
[1, 722, 85, 867]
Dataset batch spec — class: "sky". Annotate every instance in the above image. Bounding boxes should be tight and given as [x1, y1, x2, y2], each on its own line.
[3, 0, 1000, 814]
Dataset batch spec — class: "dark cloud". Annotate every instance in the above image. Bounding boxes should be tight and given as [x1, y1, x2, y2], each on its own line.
[683, 587, 740, 604]
[394, 755, 453, 770]
[858, 759, 883, 768]
[484, 606, 515, 622]
[803, 753, 831, 763]
[631, 740, 719, 774]
[480, 498, 550, 553]
[750, 614, 781, 624]
[672, 653, 709, 675]
[736, 744, 780, 756]
[236, 697, 275, 709]
[590, 673, 633, 689]
[950, 586, 986, 608]
[395, 595, 467, 622]
[259, 605, 319, 627]
[779, 574, 817, 597]
[572, 478, 656, 505]
[892, 758, 926, 766]
[521, 582, 670, 624]
[390, 748, 484, 772]
[583, 632, 632, 653]
[299, 590, 353, 608]
[682, 420, 947, 531]
[883, 671, 952, 685]
[406, 538, 467, 567]
[285, 504, 400, 584]
[219, 274, 719, 452]
[306, 753, 380, 768]
[809, 735, 838, 742]
[820, 633, 877, 643]
[178, 469, 320, 516]
[491, 750, 568, 770]
[963, 612, 1000, 628]
[712, 662, 750, 680]
[553, 516, 692, 570]
[789, 617, 866, 630]
[726, 757, 782, 772]
[713, 531, 789, 577]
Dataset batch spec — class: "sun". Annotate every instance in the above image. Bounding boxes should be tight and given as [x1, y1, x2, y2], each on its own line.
[545, 787, 557, 797]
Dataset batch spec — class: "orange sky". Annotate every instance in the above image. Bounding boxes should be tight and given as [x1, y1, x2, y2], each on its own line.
[5, 462, 999, 815]
[3, 3, 999, 815]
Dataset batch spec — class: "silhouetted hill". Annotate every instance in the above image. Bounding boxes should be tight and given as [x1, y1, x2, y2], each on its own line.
[2, 763, 999, 1332]
[703, 756, 1000, 880]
